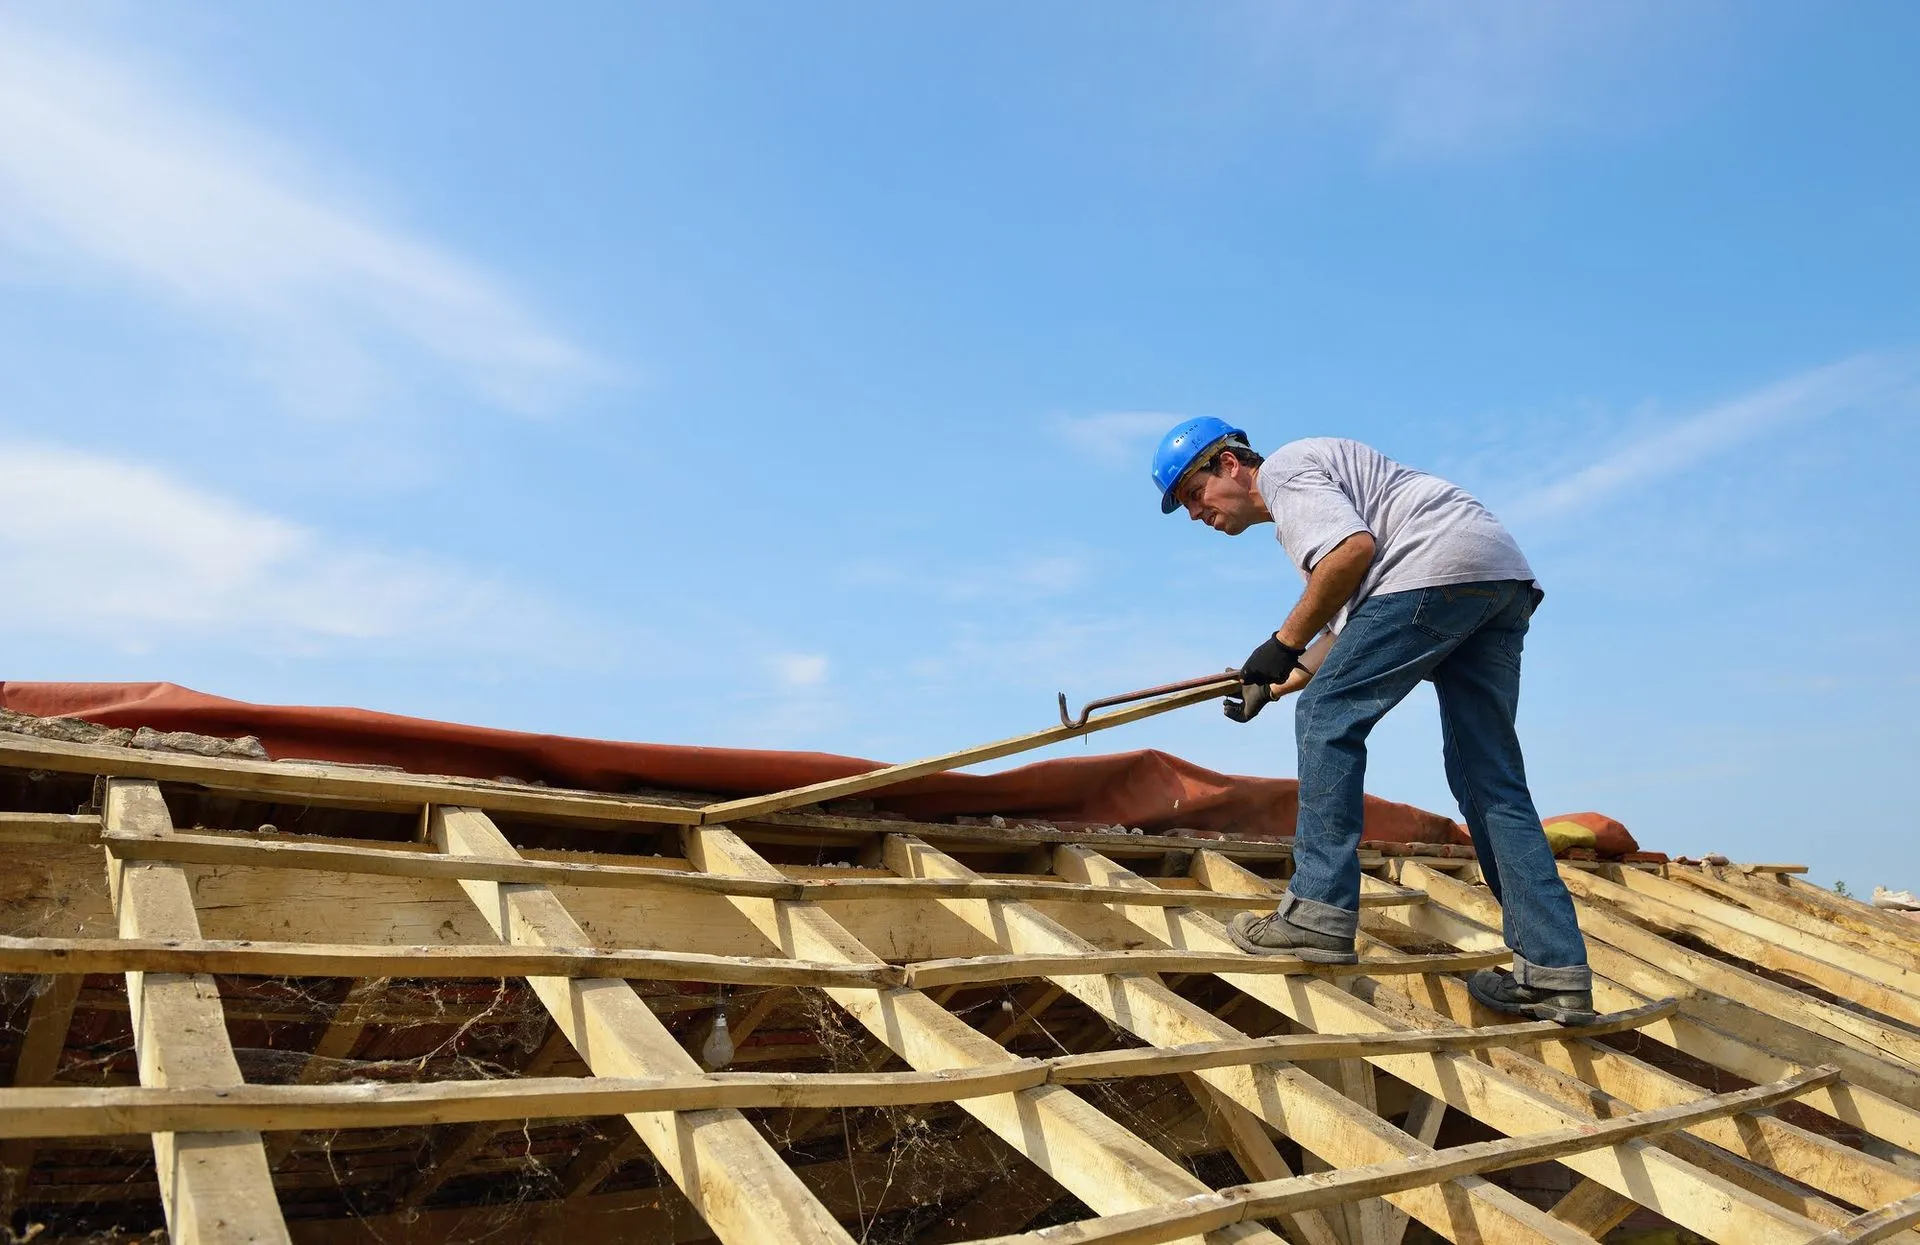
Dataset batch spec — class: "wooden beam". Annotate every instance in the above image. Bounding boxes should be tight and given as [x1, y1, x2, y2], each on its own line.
[698, 679, 1237, 823]
[0, 811, 102, 845]
[0, 972, 83, 1218]
[1557, 865, 1920, 1031]
[104, 778, 290, 1245]
[0, 730, 702, 824]
[104, 826, 1348, 911]
[1547, 1180, 1639, 1237]
[884, 835, 1591, 1245]
[430, 806, 855, 1245]
[1380, 863, 1920, 1152]
[684, 823, 1286, 1245]
[966, 1066, 1839, 1245]
[1069, 844, 1845, 1245]
[1803, 1189, 1920, 1245]
[1658, 866, 1920, 974]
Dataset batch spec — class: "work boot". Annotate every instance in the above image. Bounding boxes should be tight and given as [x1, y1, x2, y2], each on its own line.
[1467, 968, 1598, 1026]
[1227, 910, 1358, 964]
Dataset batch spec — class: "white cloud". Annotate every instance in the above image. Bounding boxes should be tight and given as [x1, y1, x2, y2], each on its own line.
[769, 653, 830, 688]
[0, 15, 603, 416]
[1243, 0, 1708, 158]
[1053, 411, 1182, 463]
[0, 441, 584, 655]
[1506, 354, 1918, 523]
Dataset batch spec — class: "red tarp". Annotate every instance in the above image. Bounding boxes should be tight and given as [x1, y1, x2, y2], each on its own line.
[0, 681, 1485, 844]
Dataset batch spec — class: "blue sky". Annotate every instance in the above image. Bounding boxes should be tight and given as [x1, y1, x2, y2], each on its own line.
[1, 2, 1915, 891]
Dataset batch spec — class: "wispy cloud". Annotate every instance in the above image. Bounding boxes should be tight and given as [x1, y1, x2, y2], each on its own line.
[0, 15, 603, 416]
[1053, 411, 1181, 463]
[1243, 0, 1711, 158]
[841, 553, 1092, 602]
[1506, 354, 1918, 523]
[769, 653, 830, 688]
[0, 441, 596, 657]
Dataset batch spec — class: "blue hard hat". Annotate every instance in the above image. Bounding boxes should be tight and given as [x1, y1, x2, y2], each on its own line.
[1151, 416, 1249, 514]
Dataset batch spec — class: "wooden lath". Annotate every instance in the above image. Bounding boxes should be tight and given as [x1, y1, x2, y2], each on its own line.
[0, 736, 1917, 1245]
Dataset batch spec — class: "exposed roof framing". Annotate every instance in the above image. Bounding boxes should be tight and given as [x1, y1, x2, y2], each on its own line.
[0, 729, 1914, 1245]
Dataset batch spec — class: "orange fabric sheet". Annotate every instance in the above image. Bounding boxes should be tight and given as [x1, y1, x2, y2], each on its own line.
[0, 681, 1485, 844]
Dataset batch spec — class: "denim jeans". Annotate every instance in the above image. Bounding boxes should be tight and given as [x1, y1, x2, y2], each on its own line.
[1273, 579, 1591, 991]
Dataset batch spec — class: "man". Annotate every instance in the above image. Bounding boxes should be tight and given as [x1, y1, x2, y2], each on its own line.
[1152, 416, 1595, 1025]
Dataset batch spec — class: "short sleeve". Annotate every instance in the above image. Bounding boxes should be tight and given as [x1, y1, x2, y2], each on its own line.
[1272, 468, 1370, 574]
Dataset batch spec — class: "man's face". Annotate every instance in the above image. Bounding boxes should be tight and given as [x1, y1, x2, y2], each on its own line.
[1175, 454, 1262, 534]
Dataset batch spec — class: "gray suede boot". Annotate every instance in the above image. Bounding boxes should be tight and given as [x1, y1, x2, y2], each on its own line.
[1227, 910, 1358, 965]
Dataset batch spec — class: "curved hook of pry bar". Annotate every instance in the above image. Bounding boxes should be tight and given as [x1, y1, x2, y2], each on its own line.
[1058, 669, 1242, 730]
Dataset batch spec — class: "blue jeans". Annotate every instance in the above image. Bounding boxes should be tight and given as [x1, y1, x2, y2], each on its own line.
[1273, 580, 1591, 992]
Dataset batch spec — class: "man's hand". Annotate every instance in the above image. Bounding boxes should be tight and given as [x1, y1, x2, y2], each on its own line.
[1240, 634, 1304, 687]
[1222, 680, 1272, 723]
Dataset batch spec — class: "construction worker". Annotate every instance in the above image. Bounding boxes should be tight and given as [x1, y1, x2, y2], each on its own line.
[1152, 417, 1595, 1025]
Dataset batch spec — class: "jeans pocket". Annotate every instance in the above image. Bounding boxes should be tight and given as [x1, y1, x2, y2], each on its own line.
[1411, 584, 1503, 640]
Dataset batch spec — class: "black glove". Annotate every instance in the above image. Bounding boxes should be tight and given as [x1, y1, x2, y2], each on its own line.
[1222, 680, 1272, 723]
[1240, 635, 1304, 687]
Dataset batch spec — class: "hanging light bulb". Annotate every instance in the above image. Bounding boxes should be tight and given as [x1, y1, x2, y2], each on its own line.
[702, 990, 735, 1069]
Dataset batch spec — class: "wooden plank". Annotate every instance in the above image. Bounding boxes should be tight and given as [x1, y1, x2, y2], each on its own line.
[1072, 845, 1844, 1245]
[685, 823, 1287, 1245]
[100, 826, 1412, 911]
[104, 778, 290, 1245]
[1392, 936, 1920, 1236]
[0, 731, 704, 825]
[1381, 863, 1920, 1150]
[1548, 1180, 1639, 1236]
[1178, 1073, 1345, 1245]
[0, 973, 84, 1218]
[968, 1067, 1839, 1245]
[0, 811, 102, 844]
[1381, 1094, 1448, 1245]
[0, 1007, 1690, 1140]
[1659, 866, 1920, 973]
[1803, 1190, 1920, 1245]
[1543, 866, 1920, 1069]
[884, 835, 1592, 1245]
[0, 933, 903, 987]
[1558, 865, 1920, 1028]
[698, 678, 1237, 823]
[430, 806, 855, 1245]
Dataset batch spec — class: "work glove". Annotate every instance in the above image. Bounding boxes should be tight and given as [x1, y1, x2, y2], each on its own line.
[1222, 680, 1272, 723]
[1240, 635, 1304, 687]
[1223, 635, 1304, 724]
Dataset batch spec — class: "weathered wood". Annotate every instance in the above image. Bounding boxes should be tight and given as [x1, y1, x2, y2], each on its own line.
[905, 946, 1506, 988]
[0, 730, 703, 824]
[105, 824, 1337, 910]
[1659, 865, 1920, 973]
[968, 1067, 1839, 1245]
[686, 823, 1286, 1245]
[1559, 864, 1920, 1029]
[1179, 1073, 1345, 1245]
[698, 678, 1238, 823]
[1381, 863, 1920, 1141]
[0, 932, 905, 987]
[0, 972, 83, 1218]
[0, 811, 102, 844]
[431, 806, 855, 1245]
[886, 835, 1592, 1245]
[1803, 1189, 1920, 1245]
[1075, 845, 1843, 1245]
[105, 779, 290, 1245]
[1547, 1180, 1639, 1236]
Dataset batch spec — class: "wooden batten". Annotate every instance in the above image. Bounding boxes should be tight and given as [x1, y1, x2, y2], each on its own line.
[5, 728, 1915, 1245]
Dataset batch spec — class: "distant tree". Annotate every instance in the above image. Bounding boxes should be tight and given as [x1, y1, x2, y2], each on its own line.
[1834, 880, 1852, 898]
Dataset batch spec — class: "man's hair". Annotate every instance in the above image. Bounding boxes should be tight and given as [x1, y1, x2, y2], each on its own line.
[1209, 443, 1264, 471]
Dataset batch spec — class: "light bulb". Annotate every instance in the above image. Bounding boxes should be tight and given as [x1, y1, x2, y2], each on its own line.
[701, 1011, 735, 1069]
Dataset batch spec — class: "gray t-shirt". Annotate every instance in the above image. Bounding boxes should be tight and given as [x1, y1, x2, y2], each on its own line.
[1256, 437, 1535, 633]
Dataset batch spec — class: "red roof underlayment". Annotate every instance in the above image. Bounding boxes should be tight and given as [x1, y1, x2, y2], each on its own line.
[0, 681, 1638, 855]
